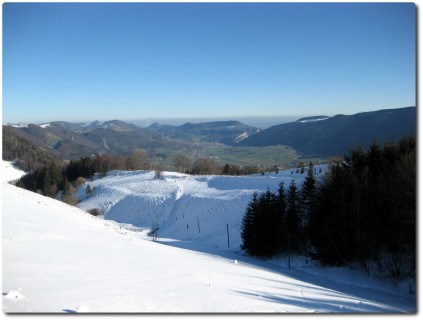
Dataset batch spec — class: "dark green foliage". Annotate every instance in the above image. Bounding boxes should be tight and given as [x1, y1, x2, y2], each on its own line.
[286, 179, 301, 252]
[16, 161, 65, 198]
[308, 137, 416, 277]
[308, 163, 357, 265]
[240, 192, 258, 255]
[16, 169, 45, 194]
[241, 136, 416, 279]
[43, 162, 64, 197]
[241, 189, 283, 257]
[300, 162, 316, 226]
[65, 157, 95, 182]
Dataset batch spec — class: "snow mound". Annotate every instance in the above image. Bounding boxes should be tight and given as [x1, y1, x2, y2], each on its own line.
[5, 290, 25, 300]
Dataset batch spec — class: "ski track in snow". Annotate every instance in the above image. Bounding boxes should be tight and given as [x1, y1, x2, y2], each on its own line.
[2, 161, 416, 313]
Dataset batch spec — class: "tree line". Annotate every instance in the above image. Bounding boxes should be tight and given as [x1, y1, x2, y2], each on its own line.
[241, 136, 416, 279]
[16, 149, 152, 202]
[15, 148, 278, 205]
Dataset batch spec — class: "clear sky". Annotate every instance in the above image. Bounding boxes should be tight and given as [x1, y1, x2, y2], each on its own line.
[2, 2, 416, 124]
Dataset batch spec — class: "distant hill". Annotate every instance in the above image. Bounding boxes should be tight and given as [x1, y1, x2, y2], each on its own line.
[3, 120, 160, 160]
[5, 108, 415, 165]
[6, 119, 260, 162]
[147, 120, 260, 145]
[2, 126, 59, 171]
[240, 107, 416, 157]
[51, 120, 140, 133]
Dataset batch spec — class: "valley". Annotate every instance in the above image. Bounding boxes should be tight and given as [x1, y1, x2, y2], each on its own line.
[5, 106, 415, 173]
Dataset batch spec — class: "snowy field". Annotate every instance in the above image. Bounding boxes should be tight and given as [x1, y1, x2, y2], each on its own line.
[76, 166, 330, 251]
[2, 161, 416, 313]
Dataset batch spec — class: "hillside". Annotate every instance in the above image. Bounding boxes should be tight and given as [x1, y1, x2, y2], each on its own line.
[240, 107, 416, 157]
[2, 126, 60, 171]
[147, 120, 260, 145]
[2, 161, 415, 313]
[3, 120, 260, 163]
[3, 120, 178, 160]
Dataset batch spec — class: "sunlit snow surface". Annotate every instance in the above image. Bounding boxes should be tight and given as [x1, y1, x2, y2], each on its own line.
[2, 162, 416, 313]
[77, 167, 329, 250]
[2, 161, 26, 183]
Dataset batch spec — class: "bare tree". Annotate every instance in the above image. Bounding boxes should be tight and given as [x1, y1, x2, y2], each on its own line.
[175, 154, 191, 173]
[126, 149, 150, 170]
[191, 158, 221, 175]
[153, 163, 163, 179]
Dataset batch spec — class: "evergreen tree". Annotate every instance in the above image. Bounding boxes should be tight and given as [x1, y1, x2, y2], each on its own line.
[241, 192, 259, 255]
[300, 162, 316, 228]
[276, 182, 287, 251]
[260, 188, 279, 257]
[286, 179, 301, 252]
[241, 189, 281, 257]
[239, 136, 415, 277]
[43, 162, 63, 197]
[308, 162, 356, 265]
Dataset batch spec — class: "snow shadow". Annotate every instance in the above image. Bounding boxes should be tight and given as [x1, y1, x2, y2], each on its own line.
[158, 239, 415, 313]
[231, 289, 395, 313]
[62, 309, 76, 313]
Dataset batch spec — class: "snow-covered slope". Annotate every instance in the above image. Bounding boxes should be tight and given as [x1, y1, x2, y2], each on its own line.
[2, 161, 26, 183]
[76, 168, 328, 250]
[2, 162, 416, 313]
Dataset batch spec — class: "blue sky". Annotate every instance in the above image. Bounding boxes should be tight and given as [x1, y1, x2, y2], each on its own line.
[2, 2, 416, 124]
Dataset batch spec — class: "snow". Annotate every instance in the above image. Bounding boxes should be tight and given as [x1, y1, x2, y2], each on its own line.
[77, 167, 328, 251]
[4, 290, 25, 300]
[39, 123, 52, 128]
[234, 131, 249, 143]
[2, 161, 416, 313]
[9, 123, 29, 128]
[298, 117, 330, 123]
[2, 161, 26, 183]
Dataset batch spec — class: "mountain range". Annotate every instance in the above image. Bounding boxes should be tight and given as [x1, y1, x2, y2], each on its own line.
[3, 106, 416, 166]
[240, 106, 416, 157]
[147, 120, 260, 145]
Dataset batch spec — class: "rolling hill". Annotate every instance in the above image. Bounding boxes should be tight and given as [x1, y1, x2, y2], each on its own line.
[240, 107, 416, 157]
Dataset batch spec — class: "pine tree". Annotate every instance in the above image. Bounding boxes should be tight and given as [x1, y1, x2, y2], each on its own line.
[240, 191, 259, 255]
[300, 162, 316, 227]
[286, 179, 301, 252]
[259, 188, 279, 257]
[276, 182, 287, 251]
[43, 162, 62, 197]
[241, 189, 281, 258]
